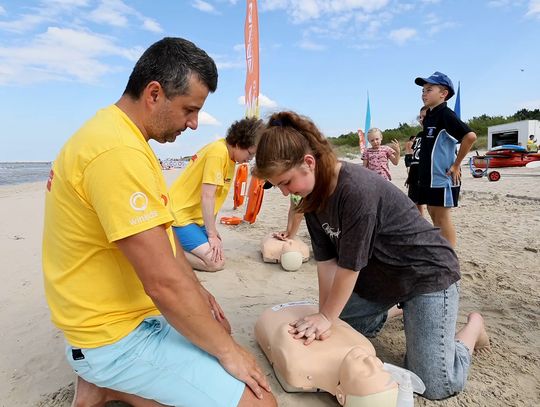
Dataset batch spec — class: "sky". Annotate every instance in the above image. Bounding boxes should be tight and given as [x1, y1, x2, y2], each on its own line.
[1, 0, 539, 161]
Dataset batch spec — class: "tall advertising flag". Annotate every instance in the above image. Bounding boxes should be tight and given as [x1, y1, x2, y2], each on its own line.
[242, 0, 264, 224]
[454, 81, 461, 119]
[244, 0, 259, 118]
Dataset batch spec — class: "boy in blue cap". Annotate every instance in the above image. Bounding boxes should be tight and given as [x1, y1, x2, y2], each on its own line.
[414, 71, 477, 247]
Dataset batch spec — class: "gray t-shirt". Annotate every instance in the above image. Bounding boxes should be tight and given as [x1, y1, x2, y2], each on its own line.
[305, 161, 460, 304]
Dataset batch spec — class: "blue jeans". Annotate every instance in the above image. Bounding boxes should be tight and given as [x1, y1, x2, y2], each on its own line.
[340, 283, 471, 400]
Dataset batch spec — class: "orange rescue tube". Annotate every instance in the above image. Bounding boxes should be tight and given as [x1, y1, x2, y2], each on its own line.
[243, 176, 265, 224]
[220, 216, 243, 225]
[233, 163, 249, 209]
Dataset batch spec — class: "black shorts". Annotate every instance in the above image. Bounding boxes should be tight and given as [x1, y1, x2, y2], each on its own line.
[406, 165, 421, 203]
[417, 185, 460, 207]
[408, 181, 421, 204]
[404, 154, 413, 168]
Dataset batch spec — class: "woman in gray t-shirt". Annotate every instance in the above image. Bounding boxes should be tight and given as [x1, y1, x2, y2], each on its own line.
[253, 110, 489, 401]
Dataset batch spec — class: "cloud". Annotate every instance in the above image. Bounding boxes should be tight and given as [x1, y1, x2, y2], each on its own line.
[237, 93, 278, 108]
[422, 13, 456, 35]
[192, 0, 218, 13]
[526, 0, 540, 17]
[388, 27, 417, 45]
[199, 111, 221, 126]
[0, 0, 162, 33]
[0, 27, 141, 85]
[142, 18, 163, 33]
[88, 1, 130, 27]
[88, 0, 163, 32]
[0, 5, 6, 16]
[0, 9, 56, 33]
[487, 0, 512, 6]
[261, 0, 390, 23]
[297, 39, 326, 51]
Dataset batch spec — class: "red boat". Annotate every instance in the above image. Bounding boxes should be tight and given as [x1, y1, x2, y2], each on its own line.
[472, 145, 540, 168]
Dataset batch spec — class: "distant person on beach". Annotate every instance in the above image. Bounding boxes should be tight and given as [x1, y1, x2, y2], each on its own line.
[253, 110, 489, 400]
[405, 106, 429, 215]
[361, 128, 400, 180]
[42, 37, 275, 407]
[169, 117, 262, 272]
[404, 135, 415, 170]
[527, 134, 538, 152]
[415, 71, 477, 247]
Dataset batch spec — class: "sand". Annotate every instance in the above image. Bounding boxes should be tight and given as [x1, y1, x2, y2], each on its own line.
[0, 157, 538, 406]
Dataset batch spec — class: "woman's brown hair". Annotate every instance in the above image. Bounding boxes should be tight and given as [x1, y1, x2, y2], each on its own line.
[253, 111, 337, 213]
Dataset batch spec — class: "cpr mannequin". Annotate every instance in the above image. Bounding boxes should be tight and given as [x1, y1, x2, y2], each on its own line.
[261, 233, 309, 271]
[255, 302, 425, 407]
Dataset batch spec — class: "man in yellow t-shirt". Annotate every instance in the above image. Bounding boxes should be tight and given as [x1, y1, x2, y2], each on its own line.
[170, 118, 262, 272]
[42, 38, 275, 407]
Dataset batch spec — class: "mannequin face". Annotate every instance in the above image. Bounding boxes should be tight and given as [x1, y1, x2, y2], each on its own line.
[266, 155, 316, 198]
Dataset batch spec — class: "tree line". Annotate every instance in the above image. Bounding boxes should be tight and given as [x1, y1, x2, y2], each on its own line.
[328, 108, 540, 150]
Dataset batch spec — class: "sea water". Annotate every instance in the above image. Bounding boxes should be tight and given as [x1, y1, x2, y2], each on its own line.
[0, 162, 52, 186]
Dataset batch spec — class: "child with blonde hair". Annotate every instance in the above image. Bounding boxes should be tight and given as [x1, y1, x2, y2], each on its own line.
[361, 128, 400, 180]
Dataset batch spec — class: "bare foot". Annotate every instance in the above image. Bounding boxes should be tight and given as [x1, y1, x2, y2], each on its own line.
[388, 305, 403, 319]
[73, 376, 166, 407]
[469, 312, 490, 352]
[72, 376, 107, 407]
[456, 312, 490, 355]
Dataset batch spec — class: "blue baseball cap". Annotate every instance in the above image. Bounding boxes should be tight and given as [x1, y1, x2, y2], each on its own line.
[415, 71, 455, 100]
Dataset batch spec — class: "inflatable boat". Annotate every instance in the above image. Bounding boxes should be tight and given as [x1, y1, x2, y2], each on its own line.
[472, 145, 540, 168]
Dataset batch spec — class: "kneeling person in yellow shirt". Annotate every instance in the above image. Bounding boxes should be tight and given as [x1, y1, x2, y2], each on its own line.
[43, 38, 276, 407]
[170, 118, 262, 271]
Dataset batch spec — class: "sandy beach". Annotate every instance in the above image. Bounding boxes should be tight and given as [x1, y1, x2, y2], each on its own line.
[1, 158, 538, 407]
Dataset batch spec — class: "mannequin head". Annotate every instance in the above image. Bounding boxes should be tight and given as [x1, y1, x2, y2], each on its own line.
[280, 240, 304, 271]
[260, 233, 309, 271]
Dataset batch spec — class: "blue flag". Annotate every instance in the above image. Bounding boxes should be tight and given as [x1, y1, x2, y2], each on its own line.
[454, 81, 461, 119]
[364, 93, 371, 147]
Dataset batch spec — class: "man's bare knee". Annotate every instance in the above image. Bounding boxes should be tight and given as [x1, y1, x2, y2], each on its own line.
[196, 252, 225, 271]
[204, 258, 225, 272]
[237, 387, 277, 407]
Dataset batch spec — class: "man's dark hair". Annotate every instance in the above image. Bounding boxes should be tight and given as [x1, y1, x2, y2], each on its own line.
[123, 37, 218, 99]
[226, 117, 263, 149]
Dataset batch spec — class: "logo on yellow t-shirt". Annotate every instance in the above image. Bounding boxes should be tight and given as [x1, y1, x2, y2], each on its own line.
[215, 171, 223, 184]
[130, 192, 148, 211]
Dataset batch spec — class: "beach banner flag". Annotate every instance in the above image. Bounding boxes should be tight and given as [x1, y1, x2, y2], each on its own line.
[358, 129, 366, 154]
[454, 81, 461, 119]
[242, 0, 265, 224]
[364, 92, 371, 148]
[244, 0, 260, 119]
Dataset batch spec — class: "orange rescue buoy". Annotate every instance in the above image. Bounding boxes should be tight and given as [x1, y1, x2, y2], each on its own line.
[243, 176, 265, 224]
[220, 216, 243, 225]
[233, 163, 249, 209]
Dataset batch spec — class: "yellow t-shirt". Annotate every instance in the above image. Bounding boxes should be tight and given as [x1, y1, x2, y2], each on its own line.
[42, 105, 175, 348]
[170, 139, 235, 227]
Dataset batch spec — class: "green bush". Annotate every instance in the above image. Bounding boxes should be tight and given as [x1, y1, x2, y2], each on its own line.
[327, 108, 539, 153]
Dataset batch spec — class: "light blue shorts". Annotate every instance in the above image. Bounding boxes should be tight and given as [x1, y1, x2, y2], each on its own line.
[173, 224, 208, 252]
[66, 317, 244, 407]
